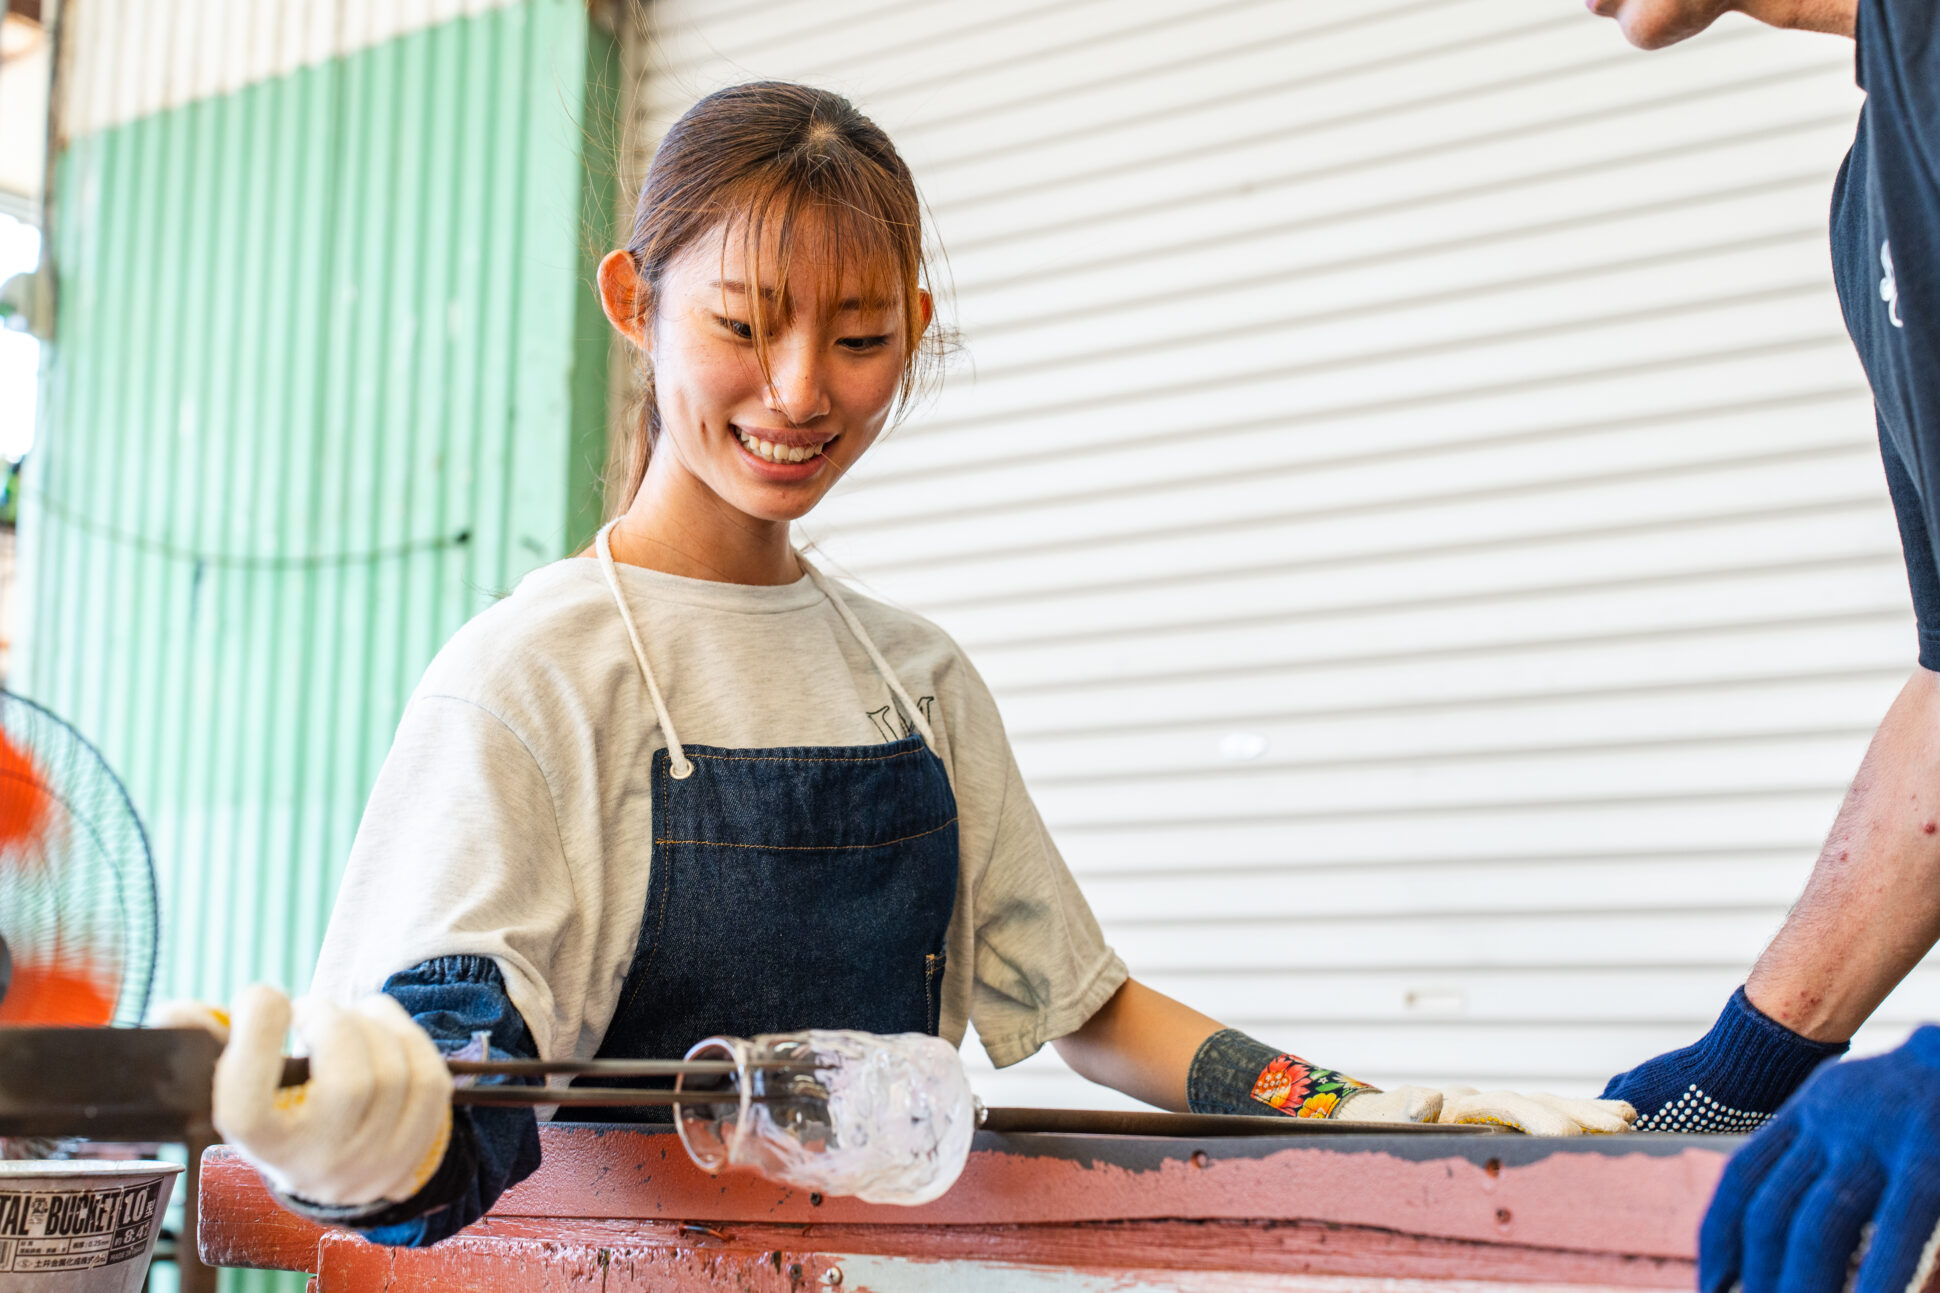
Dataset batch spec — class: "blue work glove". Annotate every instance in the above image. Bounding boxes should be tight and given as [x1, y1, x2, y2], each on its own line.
[1601, 986, 1846, 1132]
[1699, 1025, 1940, 1293]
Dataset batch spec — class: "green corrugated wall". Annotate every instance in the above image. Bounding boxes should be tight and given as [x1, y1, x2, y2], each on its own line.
[18, 4, 617, 1286]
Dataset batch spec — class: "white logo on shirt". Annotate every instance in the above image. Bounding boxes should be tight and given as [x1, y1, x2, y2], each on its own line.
[1882, 240, 1904, 329]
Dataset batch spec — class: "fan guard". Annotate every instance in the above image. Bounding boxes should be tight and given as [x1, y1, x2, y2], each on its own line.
[0, 691, 158, 1028]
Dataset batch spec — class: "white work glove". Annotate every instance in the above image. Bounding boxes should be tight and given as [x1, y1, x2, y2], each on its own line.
[149, 998, 232, 1043]
[1341, 1085, 1636, 1134]
[213, 983, 454, 1207]
[1434, 1086, 1635, 1135]
[1334, 1085, 1446, 1123]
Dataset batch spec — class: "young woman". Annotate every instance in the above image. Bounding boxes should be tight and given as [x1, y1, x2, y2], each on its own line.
[210, 82, 1632, 1246]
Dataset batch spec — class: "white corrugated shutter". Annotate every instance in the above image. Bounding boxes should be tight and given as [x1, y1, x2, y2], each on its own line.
[627, 0, 1930, 1108]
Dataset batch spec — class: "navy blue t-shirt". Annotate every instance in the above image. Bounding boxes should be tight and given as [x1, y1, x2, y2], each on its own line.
[1831, 0, 1940, 668]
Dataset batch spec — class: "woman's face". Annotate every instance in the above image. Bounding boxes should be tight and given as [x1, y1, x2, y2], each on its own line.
[639, 221, 928, 525]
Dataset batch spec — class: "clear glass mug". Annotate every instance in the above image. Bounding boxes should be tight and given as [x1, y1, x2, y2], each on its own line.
[674, 1029, 979, 1206]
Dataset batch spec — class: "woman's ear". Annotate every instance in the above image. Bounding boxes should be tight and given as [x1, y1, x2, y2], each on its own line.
[598, 249, 651, 350]
[916, 288, 934, 337]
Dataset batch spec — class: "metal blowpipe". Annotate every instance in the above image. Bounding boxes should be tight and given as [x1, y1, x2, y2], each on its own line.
[275, 1053, 819, 1107]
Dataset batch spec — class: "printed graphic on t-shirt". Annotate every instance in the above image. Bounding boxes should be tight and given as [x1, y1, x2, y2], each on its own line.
[1883, 240, 1905, 328]
[867, 696, 936, 742]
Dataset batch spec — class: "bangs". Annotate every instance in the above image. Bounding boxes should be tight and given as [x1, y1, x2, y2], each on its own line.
[739, 186, 911, 318]
[722, 168, 924, 388]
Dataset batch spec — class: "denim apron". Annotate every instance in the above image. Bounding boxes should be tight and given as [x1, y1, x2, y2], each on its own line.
[561, 522, 960, 1122]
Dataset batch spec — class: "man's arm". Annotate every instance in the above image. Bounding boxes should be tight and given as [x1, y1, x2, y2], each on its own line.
[1746, 667, 1940, 1041]
[1598, 669, 1940, 1130]
[1586, 0, 1855, 49]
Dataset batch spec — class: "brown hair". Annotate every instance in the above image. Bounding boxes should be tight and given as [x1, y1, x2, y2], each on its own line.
[606, 81, 946, 517]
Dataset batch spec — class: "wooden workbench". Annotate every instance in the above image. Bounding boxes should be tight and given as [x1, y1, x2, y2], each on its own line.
[198, 1123, 1731, 1290]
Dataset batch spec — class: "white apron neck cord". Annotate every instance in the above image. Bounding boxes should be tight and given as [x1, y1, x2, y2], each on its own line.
[799, 556, 939, 751]
[596, 520, 695, 780]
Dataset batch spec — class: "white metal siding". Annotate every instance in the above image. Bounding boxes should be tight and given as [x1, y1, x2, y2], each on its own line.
[629, 0, 1929, 1108]
[57, 0, 526, 136]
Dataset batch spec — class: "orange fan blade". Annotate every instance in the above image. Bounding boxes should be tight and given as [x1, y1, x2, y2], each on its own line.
[0, 727, 49, 854]
[0, 958, 116, 1025]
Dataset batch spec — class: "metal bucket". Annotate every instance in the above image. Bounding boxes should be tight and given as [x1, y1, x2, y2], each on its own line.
[0, 1161, 182, 1292]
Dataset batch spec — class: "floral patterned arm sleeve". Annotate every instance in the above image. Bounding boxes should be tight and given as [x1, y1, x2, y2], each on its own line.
[1187, 1028, 1377, 1119]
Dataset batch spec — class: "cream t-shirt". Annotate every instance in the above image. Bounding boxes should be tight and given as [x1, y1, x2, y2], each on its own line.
[310, 555, 1127, 1070]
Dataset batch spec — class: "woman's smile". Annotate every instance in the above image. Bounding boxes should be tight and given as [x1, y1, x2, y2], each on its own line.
[731, 423, 837, 482]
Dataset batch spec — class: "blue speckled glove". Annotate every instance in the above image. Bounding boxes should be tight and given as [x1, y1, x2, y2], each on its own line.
[1601, 986, 1846, 1132]
[1700, 1025, 1940, 1293]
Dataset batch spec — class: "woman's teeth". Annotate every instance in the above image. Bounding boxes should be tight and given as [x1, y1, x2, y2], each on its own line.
[737, 429, 823, 464]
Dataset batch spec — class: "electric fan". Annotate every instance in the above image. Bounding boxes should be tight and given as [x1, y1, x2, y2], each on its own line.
[0, 690, 158, 1029]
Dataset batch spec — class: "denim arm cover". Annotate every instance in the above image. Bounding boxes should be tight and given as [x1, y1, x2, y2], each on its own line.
[1186, 1028, 1376, 1119]
[1186, 1028, 1285, 1115]
[274, 956, 543, 1246]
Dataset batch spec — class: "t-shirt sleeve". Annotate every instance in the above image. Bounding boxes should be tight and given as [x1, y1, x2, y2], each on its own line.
[309, 692, 581, 1062]
[1842, 0, 1940, 641]
[1853, 0, 1940, 105]
[1876, 418, 1940, 670]
[949, 665, 1127, 1069]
